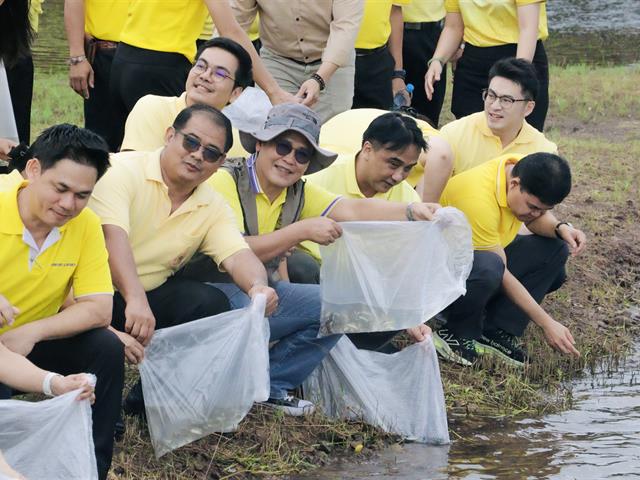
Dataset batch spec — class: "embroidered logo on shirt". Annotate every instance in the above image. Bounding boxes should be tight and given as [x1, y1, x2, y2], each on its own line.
[50, 263, 77, 267]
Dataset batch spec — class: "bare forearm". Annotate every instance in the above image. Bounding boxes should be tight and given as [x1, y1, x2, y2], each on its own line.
[516, 4, 540, 61]
[526, 212, 557, 238]
[502, 268, 551, 329]
[331, 198, 408, 222]
[245, 224, 304, 262]
[316, 62, 339, 84]
[432, 13, 464, 61]
[64, 0, 86, 55]
[389, 5, 404, 69]
[222, 249, 269, 293]
[0, 343, 49, 393]
[103, 225, 147, 302]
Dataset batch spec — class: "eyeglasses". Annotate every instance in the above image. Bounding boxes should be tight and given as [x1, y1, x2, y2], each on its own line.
[176, 130, 224, 163]
[482, 88, 531, 109]
[273, 140, 312, 165]
[192, 59, 235, 83]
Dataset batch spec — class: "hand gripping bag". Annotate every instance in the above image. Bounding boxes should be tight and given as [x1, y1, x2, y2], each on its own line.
[0, 390, 98, 479]
[305, 335, 450, 444]
[139, 294, 270, 458]
[319, 207, 473, 334]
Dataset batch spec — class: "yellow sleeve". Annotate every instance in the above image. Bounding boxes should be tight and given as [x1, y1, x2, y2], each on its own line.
[88, 160, 136, 234]
[121, 96, 168, 152]
[516, 0, 545, 5]
[450, 195, 502, 249]
[444, 0, 460, 13]
[300, 182, 343, 219]
[207, 170, 245, 232]
[72, 211, 114, 297]
[200, 198, 250, 266]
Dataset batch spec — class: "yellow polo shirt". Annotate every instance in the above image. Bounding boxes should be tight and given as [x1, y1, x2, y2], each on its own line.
[319, 108, 439, 187]
[0, 170, 24, 191]
[440, 154, 523, 249]
[29, 0, 45, 33]
[0, 182, 113, 334]
[355, 0, 411, 50]
[121, 92, 247, 158]
[199, 15, 214, 41]
[445, 0, 548, 47]
[248, 15, 260, 42]
[303, 152, 420, 257]
[88, 150, 248, 291]
[85, 0, 129, 42]
[209, 157, 343, 235]
[119, 1, 209, 61]
[440, 112, 557, 175]
[403, 0, 445, 23]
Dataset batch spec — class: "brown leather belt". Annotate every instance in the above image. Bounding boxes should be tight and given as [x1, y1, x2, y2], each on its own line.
[94, 40, 118, 50]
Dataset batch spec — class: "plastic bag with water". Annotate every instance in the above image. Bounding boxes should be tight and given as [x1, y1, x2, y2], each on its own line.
[139, 294, 270, 458]
[0, 389, 98, 479]
[305, 335, 450, 444]
[319, 207, 473, 334]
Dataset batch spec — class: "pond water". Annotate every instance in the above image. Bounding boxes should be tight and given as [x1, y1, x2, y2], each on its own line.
[32, 0, 640, 69]
[305, 343, 640, 479]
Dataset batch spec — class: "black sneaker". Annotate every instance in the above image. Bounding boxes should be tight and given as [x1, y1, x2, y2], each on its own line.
[262, 395, 315, 416]
[432, 328, 478, 366]
[114, 411, 126, 441]
[476, 329, 528, 367]
[122, 380, 146, 419]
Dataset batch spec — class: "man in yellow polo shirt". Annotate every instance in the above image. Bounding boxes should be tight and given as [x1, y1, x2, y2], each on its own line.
[0, 124, 123, 480]
[352, 0, 411, 110]
[319, 107, 453, 202]
[121, 37, 252, 157]
[64, 0, 129, 150]
[441, 57, 557, 176]
[436, 152, 586, 367]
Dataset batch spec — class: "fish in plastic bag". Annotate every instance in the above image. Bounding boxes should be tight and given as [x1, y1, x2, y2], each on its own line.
[319, 207, 473, 334]
[304, 335, 450, 444]
[139, 294, 270, 458]
[0, 389, 98, 479]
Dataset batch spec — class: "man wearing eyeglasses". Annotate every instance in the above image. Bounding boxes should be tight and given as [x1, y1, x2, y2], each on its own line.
[120, 37, 252, 157]
[439, 57, 556, 176]
[88, 104, 279, 416]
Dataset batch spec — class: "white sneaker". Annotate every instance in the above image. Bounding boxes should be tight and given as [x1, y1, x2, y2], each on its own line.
[263, 395, 315, 416]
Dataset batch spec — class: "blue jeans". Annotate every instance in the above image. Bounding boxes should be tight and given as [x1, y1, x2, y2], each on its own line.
[209, 281, 341, 399]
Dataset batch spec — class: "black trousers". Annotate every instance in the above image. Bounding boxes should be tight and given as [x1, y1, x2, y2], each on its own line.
[451, 41, 549, 131]
[85, 46, 118, 151]
[111, 276, 230, 332]
[0, 328, 125, 480]
[287, 249, 321, 285]
[402, 21, 446, 127]
[109, 43, 191, 150]
[352, 45, 395, 110]
[5, 54, 34, 143]
[445, 235, 569, 339]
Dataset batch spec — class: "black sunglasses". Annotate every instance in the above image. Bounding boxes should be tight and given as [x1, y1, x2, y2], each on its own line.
[273, 140, 312, 165]
[176, 130, 224, 163]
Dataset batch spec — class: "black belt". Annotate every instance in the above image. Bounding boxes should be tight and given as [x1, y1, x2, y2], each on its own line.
[404, 21, 442, 30]
[285, 56, 322, 66]
[355, 44, 387, 57]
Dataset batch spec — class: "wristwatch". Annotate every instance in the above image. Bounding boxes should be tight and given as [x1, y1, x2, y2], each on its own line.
[554, 221, 573, 238]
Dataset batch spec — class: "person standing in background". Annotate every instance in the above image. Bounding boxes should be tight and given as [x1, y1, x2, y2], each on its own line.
[401, 0, 446, 127]
[425, 0, 549, 131]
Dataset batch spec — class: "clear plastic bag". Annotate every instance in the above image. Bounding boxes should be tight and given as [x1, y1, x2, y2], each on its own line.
[305, 335, 450, 444]
[319, 207, 473, 334]
[139, 294, 270, 458]
[0, 390, 98, 479]
[0, 61, 19, 143]
[222, 87, 272, 134]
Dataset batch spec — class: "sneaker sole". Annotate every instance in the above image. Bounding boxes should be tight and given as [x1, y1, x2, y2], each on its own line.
[432, 332, 473, 367]
[261, 402, 315, 417]
[475, 342, 525, 368]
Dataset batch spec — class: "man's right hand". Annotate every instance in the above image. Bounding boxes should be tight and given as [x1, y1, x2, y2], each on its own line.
[299, 217, 343, 245]
[0, 294, 19, 328]
[542, 318, 580, 357]
[248, 284, 278, 316]
[424, 61, 443, 101]
[124, 297, 156, 346]
[112, 328, 145, 364]
[69, 60, 94, 99]
[51, 373, 96, 403]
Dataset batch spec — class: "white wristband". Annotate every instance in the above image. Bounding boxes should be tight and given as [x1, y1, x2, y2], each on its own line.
[42, 372, 62, 397]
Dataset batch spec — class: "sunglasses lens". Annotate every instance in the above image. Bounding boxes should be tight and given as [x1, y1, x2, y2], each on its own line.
[275, 141, 311, 165]
[275, 141, 293, 157]
[182, 135, 200, 153]
[294, 150, 311, 164]
[203, 147, 222, 163]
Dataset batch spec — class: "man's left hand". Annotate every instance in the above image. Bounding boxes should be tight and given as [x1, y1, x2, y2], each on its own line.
[0, 326, 39, 356]
[296, 79, 321, 107]
[392, 78, 411, 106]
[558, 224, 587, 256]
[248, 285, 279, 316]
[409, 202, 442, 221]
[406, 323, 432, 342]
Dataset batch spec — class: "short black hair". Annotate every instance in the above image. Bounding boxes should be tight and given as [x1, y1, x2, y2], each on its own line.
[30, 124, 110, 179]
[195, 37, 253, 89]
[172, 104, 234, 152]
[488, 57, 539, 101]
[361, 112, 428, 154]
[512, 152, 572, 205]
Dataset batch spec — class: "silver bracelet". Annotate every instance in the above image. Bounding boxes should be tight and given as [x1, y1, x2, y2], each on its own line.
[42, 372, 62, 397]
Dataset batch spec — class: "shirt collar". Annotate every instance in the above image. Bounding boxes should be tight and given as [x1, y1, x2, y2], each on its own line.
[478, 112, 533, 146]
[345, 155, 366, 198]
[246, 153, 263, 194]
[496, 154, 523, 208]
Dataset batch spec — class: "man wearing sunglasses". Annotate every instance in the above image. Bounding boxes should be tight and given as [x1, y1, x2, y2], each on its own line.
[88, 105, 278, 416]
[439, 57, 557, 176]
[120, 37, 253, 157]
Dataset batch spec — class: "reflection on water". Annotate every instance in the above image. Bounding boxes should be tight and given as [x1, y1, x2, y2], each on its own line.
[547, 0, 640, 32]
[307, 344, 640, 479]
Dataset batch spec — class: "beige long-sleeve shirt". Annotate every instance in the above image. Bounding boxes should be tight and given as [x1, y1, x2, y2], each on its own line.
[231, 0, 364, 67]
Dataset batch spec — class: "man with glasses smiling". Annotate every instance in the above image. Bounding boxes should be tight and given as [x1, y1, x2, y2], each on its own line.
[120, 37, 253, 157]
[89, 104, 279, 417]
[439, 57, 557, 176]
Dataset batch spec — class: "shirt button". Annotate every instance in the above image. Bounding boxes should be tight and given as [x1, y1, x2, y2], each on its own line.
[296, 17, 300, 21]
[300, 38, 304, 42]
